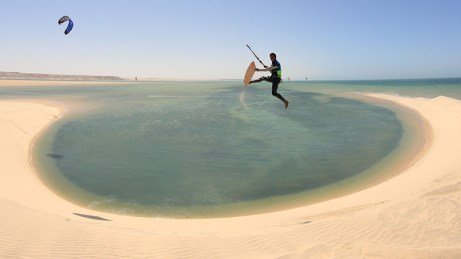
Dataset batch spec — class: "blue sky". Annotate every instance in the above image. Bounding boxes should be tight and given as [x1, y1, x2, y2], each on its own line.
[1, 0, 460, 80]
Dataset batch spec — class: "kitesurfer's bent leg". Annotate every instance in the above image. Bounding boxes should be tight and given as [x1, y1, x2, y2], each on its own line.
[271, 77, 289, 109]
[249, 76, 270, 84]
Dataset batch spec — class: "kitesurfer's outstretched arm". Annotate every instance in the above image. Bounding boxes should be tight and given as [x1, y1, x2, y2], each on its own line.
[255, 65, 278, 72]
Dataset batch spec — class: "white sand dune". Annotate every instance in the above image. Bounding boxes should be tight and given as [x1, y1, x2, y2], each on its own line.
[1, 92, 461, 258]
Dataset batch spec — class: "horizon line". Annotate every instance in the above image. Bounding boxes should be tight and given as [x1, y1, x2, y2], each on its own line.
[1, 71, 460, 82]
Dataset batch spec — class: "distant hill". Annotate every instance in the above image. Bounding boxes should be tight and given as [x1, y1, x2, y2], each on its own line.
[0, 71, 125, 81]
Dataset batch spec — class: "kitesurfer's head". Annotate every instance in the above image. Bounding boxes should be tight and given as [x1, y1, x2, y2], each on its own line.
[270, 53, 276, 62]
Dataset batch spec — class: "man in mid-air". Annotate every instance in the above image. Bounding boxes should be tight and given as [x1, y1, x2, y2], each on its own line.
[249, 53, 289, 109]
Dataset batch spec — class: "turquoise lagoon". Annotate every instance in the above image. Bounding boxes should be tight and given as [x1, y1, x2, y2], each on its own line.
[2, 78, 459, 217]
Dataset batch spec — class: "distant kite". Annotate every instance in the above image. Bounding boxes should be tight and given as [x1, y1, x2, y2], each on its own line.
[58, 16, 74, 35]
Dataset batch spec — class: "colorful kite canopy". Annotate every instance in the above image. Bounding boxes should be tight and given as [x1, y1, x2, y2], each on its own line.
[58, 16, 73, 35]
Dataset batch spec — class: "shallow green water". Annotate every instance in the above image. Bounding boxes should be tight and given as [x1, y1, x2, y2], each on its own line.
[2, 78, 459, 217]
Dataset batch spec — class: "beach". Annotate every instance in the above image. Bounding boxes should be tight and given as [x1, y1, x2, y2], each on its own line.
[1, 82, 461, 258]
[0, 79, 128, 87]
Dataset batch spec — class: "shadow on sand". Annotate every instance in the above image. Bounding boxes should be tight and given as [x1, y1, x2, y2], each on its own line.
[73, 213, 111, 221]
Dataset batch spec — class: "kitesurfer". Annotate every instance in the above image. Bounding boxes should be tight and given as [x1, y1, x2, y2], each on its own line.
[249, 53, 289, 109]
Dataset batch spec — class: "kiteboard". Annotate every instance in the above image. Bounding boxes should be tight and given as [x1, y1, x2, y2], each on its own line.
[243, 61, 256, 86]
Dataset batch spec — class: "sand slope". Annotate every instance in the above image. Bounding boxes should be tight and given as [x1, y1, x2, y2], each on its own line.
[1, 94, 461, 258]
